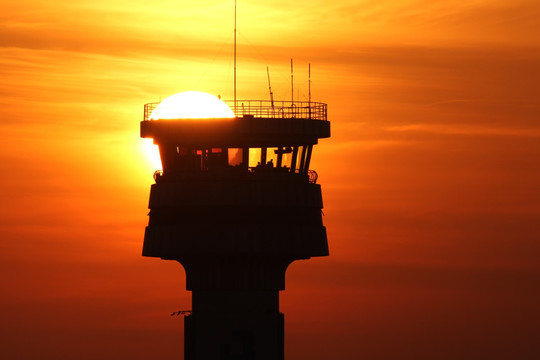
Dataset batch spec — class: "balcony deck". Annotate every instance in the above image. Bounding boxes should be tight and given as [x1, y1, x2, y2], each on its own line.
[143, 100, 327, 122]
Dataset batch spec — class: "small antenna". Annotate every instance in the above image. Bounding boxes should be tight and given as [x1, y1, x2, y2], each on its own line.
[290, 58, 294, 104]
[308, 63, 311, 119]
[267, 66, 275, 110]
[234, 0, 237, 111]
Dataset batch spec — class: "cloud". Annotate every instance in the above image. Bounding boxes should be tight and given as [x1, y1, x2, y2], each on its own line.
[384, 123, 540, 137]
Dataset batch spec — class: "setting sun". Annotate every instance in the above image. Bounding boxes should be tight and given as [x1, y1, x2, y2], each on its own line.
[142, 91, 236, 170]
[149, 91, 235, 120]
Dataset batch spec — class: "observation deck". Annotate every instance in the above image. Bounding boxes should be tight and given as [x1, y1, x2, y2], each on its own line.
[143, 99, 328, 122]
[141, 99, 329, 185]
[141, 100, 329, 149]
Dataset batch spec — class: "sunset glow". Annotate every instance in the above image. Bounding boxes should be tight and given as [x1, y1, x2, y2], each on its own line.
[1, 1, 540, 359]
[142, 139, 162, 170]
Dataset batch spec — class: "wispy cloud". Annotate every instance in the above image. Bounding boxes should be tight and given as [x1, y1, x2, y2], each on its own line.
[384, 123, 540, 137]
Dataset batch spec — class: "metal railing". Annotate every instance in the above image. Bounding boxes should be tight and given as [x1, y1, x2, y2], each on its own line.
[143, 100, 327, 122]
[154, 168, 318, 183]
[144, 102, 157, 122]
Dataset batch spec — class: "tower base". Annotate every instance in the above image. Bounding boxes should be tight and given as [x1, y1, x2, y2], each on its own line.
[185, 290, 283, 360]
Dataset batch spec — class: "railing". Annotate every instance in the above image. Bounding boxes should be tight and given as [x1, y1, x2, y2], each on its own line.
[144, 102, 158, 122]
[154, 168, 318, 184]
[224, 100, 327, 121]
[143, 100, 327, 122]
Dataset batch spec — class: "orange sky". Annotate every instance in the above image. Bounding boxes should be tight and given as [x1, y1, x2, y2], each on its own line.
[1, 1, 539, 359]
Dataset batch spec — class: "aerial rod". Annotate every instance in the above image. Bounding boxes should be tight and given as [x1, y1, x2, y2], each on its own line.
[234, 0, 237, 110]
[309, 63, 311, 119]
[291, 58, 294, 104]
[309, 63, 311, 104]
[267, 66, 274, 109]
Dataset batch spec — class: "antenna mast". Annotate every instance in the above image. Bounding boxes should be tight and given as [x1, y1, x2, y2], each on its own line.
[291, 58, 294, 104]
[309, 63, 311, 119]
[234, 0, 237, 110]
[234, 0, 236, 112]
[267, 66, 275, 110]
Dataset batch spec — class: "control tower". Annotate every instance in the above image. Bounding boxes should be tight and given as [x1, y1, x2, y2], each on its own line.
[140, 93, 330, 360]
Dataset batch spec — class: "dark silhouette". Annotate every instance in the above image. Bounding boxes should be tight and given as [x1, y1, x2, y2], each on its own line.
[140, 100, 330, 360]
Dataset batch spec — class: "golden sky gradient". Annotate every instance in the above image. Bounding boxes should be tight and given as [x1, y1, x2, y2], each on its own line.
[1, 1, 539, 359]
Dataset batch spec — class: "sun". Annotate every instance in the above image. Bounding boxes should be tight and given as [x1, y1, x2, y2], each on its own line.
[150, 91, 235, 120]
[142, 91, 236, 170]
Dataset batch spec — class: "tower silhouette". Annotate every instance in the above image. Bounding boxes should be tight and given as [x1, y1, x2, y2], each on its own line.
[141, 97, 330, 360]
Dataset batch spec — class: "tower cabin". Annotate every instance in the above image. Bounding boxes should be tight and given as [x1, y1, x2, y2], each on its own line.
[140, 97, 330, 360]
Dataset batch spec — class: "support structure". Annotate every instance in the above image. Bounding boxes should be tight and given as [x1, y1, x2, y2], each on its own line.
[141, 99, 330, 360]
